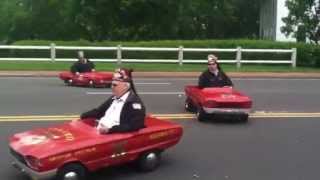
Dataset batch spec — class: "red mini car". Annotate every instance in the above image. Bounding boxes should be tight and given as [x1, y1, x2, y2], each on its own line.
[9, 116, 183, 180]
[184, 85, 252, 122]
[59, 71, 113, 88]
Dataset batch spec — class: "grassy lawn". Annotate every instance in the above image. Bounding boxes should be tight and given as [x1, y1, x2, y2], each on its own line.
[0, 61, 319, 72]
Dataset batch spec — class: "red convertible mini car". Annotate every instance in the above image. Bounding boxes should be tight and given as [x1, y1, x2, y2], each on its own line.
[9, 116, 183, 180]
[59, 71, 113, 88]
[184, 86, 252, 122]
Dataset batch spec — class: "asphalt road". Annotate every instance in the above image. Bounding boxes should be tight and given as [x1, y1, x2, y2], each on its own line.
[1, 77, 320, 115]
[2, 77, 320, 180]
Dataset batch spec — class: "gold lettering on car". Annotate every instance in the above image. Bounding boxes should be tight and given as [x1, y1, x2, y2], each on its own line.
[74, 147, 97, 156]
[48, 153, 72, 162]
[47, 128, 75, 141]
[222, 93, 236, 99]
[149, 129, 176, 140]
[111, 141, 127, 158]
[48, 148, 97, 162]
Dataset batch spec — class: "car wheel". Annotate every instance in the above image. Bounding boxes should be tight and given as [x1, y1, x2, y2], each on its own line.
[196, 108, 208, 122]
[138, 151, 161, 172]
[88, 80, 96, 88]
[64, 79, 72, 86]
[56, 163, 87, 180]
[185, 98, 196, 112]
[239, 114, 249, 122]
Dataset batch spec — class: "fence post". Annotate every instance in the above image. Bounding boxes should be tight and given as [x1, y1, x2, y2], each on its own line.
[50, 43, 56, 62]
[236, 46, 242, 69]
[117, 45, 122, 65]
[178, 46, 184, 66]
[291, 48, 297, 68]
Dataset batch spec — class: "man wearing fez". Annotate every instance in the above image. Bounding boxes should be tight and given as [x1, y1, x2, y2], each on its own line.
[198, 54, 233, 88]
[70, 51, 95, 74]
[81, 68, 146, 134]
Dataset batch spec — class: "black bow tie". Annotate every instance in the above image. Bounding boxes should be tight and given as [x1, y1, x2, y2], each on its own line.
[113, 97, 123, 102]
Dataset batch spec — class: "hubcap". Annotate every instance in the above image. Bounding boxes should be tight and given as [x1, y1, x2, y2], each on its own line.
[89, 80, 93, 85]
[196, 110, 200, 118]
[64, 172, 78, 180]
[144, 153, 158, 169]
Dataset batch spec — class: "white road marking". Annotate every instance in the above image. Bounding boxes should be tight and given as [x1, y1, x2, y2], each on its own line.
[234, 78, 320, 81]
[135, 82, 171, 85]
[135, 78, 320, 81]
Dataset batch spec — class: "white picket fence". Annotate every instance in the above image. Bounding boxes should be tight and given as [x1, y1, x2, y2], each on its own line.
[0, 44, 297, 68]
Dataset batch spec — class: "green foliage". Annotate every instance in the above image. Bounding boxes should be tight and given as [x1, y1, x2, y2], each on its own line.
[282, 0, 320, 44]
[0, 0, 82, 43]
[0, 0, 260, 42]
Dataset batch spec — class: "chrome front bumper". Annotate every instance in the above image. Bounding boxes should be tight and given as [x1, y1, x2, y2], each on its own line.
[11, 159, 57, 180]
[203, 107, 251, 114]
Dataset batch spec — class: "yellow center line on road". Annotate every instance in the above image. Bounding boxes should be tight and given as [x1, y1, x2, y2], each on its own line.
[1, 112, 320, 122]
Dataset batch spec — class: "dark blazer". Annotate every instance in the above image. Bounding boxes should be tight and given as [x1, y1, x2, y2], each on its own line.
[70, 59, 95, 73]
[198, 69, 233, 88]
[81, 91, 146, 133]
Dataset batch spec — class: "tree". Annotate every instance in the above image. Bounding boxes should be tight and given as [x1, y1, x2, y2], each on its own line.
[230, 0, 260, 38]
[1, 0, 261, 42]
[0, 0, 31, 43]
[74, 0, 181, 41]
[176, 0, 237, 39]
[1, 0, 82, 42]
[281, 0, 320, 44]
[74, 0, 259, 40]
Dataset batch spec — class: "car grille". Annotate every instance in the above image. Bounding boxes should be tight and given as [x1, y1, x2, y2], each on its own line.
[10, 148, 26, 165]
[216, 102, 249, 108]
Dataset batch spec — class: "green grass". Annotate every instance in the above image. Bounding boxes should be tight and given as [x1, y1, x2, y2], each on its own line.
[0, 61, 319, 72]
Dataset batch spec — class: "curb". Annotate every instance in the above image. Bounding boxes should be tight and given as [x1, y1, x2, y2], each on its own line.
[0, 71, 320, 78]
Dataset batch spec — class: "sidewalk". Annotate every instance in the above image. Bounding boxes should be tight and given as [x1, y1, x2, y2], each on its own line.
[1, 71, 320, 78]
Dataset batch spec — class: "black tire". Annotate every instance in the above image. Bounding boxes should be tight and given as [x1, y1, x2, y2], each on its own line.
[184, 98, 196, 112]
[196, 108, 208, 122]
[138, 151, 161, 172]
[239, 114, 249, 122]
[88, 80, 95, 88]
[64, 79, 72, 86]
[56, 163, 87, 180]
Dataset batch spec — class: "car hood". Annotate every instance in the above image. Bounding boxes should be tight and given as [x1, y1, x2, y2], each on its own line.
[201, 88, 252, 108]
[9, 120, 99, 158]
[205, 92, 251, 102]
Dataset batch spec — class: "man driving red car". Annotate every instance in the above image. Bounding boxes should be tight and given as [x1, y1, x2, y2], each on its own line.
[198, 54, 233, 88]
[80, 68, 146, 134]
[70, 51, 96, 74]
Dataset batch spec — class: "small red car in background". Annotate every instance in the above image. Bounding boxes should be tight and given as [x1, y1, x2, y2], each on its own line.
[9, 116, 183, 180]
[59, 71, 113, 88]
[184, 85, 252, 122]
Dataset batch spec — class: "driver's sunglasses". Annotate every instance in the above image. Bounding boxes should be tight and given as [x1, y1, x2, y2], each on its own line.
[208, 63, 216, 66]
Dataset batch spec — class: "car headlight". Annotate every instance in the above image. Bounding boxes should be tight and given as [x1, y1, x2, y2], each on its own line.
[25, 155, 42, 170]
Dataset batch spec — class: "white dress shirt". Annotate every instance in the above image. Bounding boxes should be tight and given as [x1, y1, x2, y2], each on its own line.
[97, 91, 130, 131]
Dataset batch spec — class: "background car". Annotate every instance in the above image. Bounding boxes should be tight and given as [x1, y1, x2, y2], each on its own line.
[9, 116, 183, 180]
[184, 85, 252, 122]
[59, 71, 113, 88]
